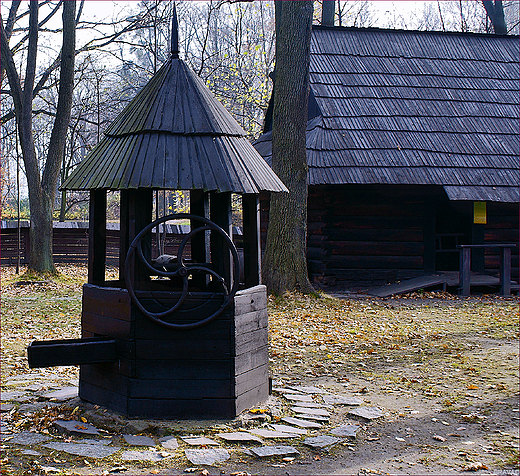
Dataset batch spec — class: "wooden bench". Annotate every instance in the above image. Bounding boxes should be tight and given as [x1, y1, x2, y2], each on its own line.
[458, 244, 517, 296]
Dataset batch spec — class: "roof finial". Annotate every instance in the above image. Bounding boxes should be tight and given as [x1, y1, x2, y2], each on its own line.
[171, 2, 179, 59]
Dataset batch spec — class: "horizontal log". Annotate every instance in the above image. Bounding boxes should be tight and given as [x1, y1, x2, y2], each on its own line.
[330, 241, 424, 256]
[326, 255, 423, 269]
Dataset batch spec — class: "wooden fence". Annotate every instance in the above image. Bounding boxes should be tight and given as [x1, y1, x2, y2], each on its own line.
[1, 221, 243, 267]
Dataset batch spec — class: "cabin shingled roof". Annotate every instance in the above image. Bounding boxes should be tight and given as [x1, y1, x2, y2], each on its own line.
[254, 26, 519, 202]
[62, 57, 287, 194]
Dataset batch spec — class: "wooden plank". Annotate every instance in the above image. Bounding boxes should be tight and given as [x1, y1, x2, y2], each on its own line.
[126, 397, 236, 419]
[234, 285, 267, 315]
[82, 295, 132, 322]
[27, 337, 116, 368]
[134, 359, 233, 380]
[81, 312, 133, 339]
[235, 363, 268, 389]
[234, 309, 268, 336]
[367, 275, 448, 297]
[234, 329, 268, 356]
[128, 378, 233, 399]
[135, 339, 231, 360]
[235, 381, 269, 414]
[81, 364, 130, 395]
[242, 193, 261, 287]
[88, 190, 107, 285]
[234, 345, 268, 375]
[79, 379, 128, 415]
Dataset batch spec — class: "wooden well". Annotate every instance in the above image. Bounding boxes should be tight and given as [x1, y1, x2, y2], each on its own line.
[31, 11, 287, 419]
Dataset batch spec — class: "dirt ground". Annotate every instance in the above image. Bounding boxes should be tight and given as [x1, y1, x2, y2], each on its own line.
[1, 265, 519, 476]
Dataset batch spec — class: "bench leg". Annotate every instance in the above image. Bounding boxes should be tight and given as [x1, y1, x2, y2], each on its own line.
[459, 248, 471, 296]
[500, 247, 512, 296]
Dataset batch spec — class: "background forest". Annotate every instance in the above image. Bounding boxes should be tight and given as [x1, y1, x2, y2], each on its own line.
[2, 0, 519, 222]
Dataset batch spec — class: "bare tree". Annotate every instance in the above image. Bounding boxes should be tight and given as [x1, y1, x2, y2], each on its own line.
[262, 0, 314, 295]
[482, 0, 507, 33]
[1, 1, 77, 273]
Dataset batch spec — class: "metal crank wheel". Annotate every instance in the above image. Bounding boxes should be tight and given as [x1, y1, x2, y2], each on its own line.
[124, 213, 240, 330]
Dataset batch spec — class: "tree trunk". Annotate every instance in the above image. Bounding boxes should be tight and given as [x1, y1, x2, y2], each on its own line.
[1, 1, 77, 274]
[322, 0, 335, 26]
[482, 0, 507, 34]
[262, 0, 314, 295]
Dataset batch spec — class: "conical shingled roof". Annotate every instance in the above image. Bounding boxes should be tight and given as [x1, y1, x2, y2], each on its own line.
[62, 32, 287, 193]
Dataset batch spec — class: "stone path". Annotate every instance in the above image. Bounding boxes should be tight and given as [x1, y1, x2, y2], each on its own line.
[1, 374, 383, 471]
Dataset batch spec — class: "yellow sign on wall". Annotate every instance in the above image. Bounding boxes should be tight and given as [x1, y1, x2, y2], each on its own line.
[473, 202, 487, 224]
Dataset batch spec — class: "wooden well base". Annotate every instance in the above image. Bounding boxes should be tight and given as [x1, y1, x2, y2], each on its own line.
[79, 284, 269, 419]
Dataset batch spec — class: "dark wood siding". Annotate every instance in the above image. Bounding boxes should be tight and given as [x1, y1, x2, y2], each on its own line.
[261, 185, 519, 290]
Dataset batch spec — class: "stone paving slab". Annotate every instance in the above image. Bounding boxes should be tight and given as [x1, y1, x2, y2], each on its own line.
[330, 424, 360, 437]
[19, 402, 59, 413]
[304, 435, 342, 448]
[8, 431, 52, 445]
[291, 406, 330, 417]
[21, 449, 41, 456]
[248, 429, 300, 439]
[250, 446, 300, 457]
[185, 448, 230, 465]
[0, 391, 28, 401]
[1, 403, 15, 412]
[282, 416, 322, 429]
[270, 424, 308, 435]
[123, 435, 156, 446]
[54, 419, 100, 436]
[291, 413, 329, 422]
[43, 442, 119, 458]
[43, 387, 78, 401]
[291, 401, 332, 409]
[283, 394, 314, 402]
[217, 432, 263, 443]
[323, 395, 364, 406]
[289, 385, 330, 394]
[182, 436, 219, 446]
[121, 450, 163, 461]
[348, 406, 384, 420]
[159, 436, 179, 450]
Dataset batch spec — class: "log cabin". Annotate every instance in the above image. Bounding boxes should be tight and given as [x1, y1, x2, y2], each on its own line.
[254, 26, 519, 290]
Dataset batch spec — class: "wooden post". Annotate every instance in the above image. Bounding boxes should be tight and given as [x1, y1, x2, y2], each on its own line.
[120, 189, 153, 285]
[190, 190, 210, 263]
[242, 194, 261, 287]
[88, 189, 107, 285]
[210, 192, 232, 288]
[459, 246, 471, 296]
[500, 246, 512, 296]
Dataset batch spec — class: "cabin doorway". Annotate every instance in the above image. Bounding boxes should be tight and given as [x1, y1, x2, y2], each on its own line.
[435, 201, 472, 271]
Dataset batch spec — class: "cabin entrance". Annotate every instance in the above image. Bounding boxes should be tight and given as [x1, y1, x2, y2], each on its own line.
[435, 201, 472, 271]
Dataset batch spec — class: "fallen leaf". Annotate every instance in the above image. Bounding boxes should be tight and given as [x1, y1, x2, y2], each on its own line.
[466, 384, 479, 390]
[80, 416, 87, 423]
[462, 462, 488, 471]
[433, 435, 446, 442]
[249, 408, 268, 414]
[74, 424, 87, 430]
[314, 454, 321, 461]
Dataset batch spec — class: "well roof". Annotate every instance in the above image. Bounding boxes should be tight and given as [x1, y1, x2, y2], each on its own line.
[62, 50, 287, 193]
[254, 26, 519, 202]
